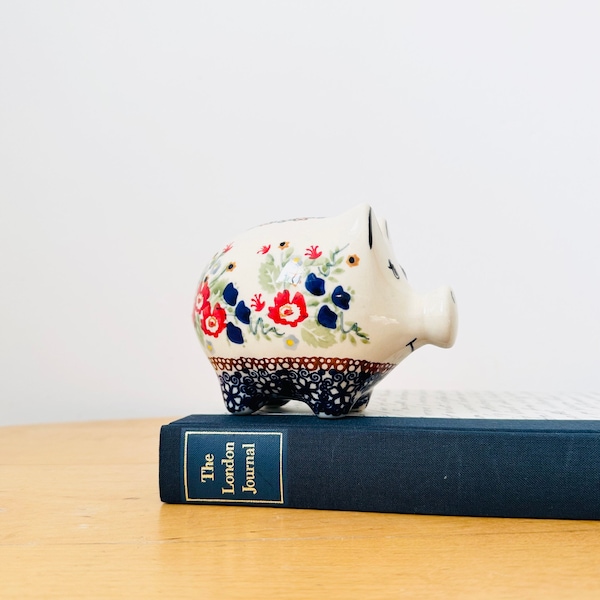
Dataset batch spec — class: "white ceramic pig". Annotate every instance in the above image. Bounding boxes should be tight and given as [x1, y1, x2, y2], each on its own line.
[193, 204, 457, 417]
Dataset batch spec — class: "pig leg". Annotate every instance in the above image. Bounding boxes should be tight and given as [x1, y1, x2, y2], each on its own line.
[350, 392, 372, 412]
[217, 370, 269, 415]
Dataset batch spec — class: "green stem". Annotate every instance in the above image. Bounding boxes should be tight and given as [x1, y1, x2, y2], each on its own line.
[250, 316, 285, 338]
[318, 244, 349, 277]
[338, 311, 370, 340]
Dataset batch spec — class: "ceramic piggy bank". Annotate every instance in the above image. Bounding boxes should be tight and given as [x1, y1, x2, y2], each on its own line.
[193, 204, 457, 417]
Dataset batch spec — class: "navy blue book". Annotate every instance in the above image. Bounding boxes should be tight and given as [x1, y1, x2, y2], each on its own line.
[159, 391, 600, 519]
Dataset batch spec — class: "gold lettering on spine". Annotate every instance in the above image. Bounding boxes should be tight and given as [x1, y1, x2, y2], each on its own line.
[200, 452, 215, 482]
[221, 441, 235, 495]
[241, 443, 257, 495]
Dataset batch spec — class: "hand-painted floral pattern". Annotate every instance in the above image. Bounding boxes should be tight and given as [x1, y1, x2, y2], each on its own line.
[193, 242, 369, 350]
[267, 290, 308, 327]
[200, 302, 227, 338]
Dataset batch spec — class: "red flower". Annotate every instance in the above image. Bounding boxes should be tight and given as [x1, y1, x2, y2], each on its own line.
[251, 293, 265, 311]
[267, 290, 308, 327]
[201, 302, 227, 337]
[305, 245, 322, 260]
[223, 243, 233, 253]
[194, 280, 210, 313]
[257, 245, 271, 255]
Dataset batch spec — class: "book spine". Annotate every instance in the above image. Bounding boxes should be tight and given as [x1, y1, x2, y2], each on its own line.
[159, 420, 600, 519]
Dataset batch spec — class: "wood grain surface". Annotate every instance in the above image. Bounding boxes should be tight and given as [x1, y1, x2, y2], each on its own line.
[1, 417, 599, 599]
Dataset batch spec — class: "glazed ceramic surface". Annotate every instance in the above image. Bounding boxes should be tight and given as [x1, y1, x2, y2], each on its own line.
[193, 204, 457, 417]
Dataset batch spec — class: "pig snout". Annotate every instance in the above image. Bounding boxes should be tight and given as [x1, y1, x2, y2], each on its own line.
[421, 286, 458, 348]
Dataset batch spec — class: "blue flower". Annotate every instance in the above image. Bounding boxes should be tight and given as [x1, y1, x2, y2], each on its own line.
[235, 300, 251, 324]
[305, 273, 326, 296]
[223, 282, 238, 306]
[226, 322, 244, 344]
[331, 285, 351, 310]
[284, 335, 299, 350]
[317, 305, 337, 329]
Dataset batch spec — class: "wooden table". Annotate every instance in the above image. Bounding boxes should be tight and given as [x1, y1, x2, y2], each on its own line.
[1, 418, 599, 599]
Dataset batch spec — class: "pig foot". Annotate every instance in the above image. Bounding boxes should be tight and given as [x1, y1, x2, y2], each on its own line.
[225, 394, 266, 415]
[350, 392, 372, 412]
[217, 371, 268, 414]
[311, 391, 372, 418]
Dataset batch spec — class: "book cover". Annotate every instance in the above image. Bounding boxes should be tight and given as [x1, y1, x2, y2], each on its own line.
[159, 391, 600, 519]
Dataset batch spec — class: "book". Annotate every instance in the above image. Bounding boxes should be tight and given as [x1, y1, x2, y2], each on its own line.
[159, 390, 600, 519]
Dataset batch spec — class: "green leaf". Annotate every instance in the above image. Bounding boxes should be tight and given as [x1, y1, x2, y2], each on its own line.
[282, 246, 294, 264]
[210, 277, 228, 300]
[258, 254, 279, 294]
[301, 319, 337, 348]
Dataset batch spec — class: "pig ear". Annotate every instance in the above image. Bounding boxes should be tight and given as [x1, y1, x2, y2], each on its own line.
[378, 217, 389, 239]
[336, 204, 376, 247]
[366, 205, 384, 248]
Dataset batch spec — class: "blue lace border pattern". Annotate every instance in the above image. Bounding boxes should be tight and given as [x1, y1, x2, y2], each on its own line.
[209, 356, 396, 417]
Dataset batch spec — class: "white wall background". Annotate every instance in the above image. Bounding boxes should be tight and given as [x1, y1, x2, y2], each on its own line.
[1, 1, 599, 426]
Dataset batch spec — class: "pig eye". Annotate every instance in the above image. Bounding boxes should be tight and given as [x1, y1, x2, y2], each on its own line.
[388, 260, 406, 279]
